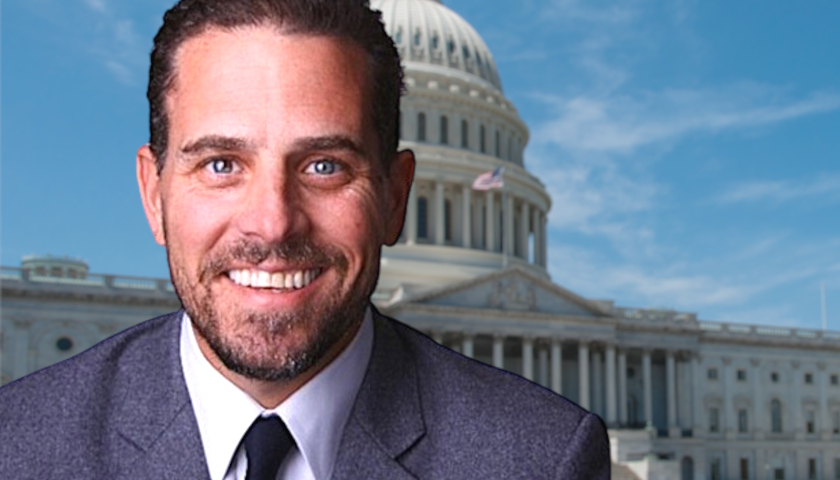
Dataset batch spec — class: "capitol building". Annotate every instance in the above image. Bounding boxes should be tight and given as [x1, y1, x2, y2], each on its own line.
[2, 1, 839, 479]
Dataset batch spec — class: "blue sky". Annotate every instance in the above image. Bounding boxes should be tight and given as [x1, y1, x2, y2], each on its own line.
[3, 0, 839, 329]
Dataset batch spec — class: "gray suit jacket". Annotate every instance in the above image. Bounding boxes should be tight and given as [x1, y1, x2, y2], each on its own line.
[0, 309, 609, 479]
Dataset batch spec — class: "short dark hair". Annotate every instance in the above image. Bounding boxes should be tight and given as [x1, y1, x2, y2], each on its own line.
[147, 0, 403, 172]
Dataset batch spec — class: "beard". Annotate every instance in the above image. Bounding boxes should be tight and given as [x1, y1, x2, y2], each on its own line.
[168, 234, 375, 382]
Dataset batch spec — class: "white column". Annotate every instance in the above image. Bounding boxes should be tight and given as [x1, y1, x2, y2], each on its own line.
[519, 201, 530, 259]
[792, 361, 803, 439]
[618, 349, 628, 426]
[751, 358, 764, 439]
[642, 349, 653, 429]
[12, 322, 31, 381]
[537, 345, 549, 387]
[592, 351, 603, 416]
[435, 180, 445, 245]
[551, 339, 563, 394]
[405, 182, 417, 244]
[485, 191, 495, 252]
[819, 363, 830, 440]
[505, 194, 515, 258]
[522, 336, 534, 381]
[667, 350, 679, 437]
[579, 341, 590, 410]
[722, 357, 734, 438]
[540, 212, 548, 267]
[492, 334, 504, 369]
[461, 184, 472, 248]
[692, 354, 705, 436]
[461, 333, 474, 359]
[530, 207, 539, 264]
[606, 343, 617, 427]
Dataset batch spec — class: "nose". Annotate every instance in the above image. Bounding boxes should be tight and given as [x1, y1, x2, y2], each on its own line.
[234, 163, 308, 244]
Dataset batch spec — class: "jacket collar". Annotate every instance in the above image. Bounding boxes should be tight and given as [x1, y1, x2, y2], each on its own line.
[332, 308, 425, 480]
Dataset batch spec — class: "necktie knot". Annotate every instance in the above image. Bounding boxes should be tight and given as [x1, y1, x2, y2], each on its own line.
[243, 415, 295, 480]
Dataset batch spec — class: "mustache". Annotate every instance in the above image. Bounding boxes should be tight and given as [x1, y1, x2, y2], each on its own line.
[199, 237, 346, 282]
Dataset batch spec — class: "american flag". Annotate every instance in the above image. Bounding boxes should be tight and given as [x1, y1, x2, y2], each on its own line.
[471, 166, 505, 191]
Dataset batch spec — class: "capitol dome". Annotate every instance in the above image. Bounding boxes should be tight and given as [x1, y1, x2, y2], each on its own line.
[372, 0, 502, 90]
[372, 0, 552, 302]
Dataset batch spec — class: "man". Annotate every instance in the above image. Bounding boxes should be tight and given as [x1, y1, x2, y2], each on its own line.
[0, 0, 609, 478]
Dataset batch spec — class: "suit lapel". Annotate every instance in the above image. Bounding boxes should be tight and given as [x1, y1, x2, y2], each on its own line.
[111, 311, 210, 480]
[332, 310, 425, 480]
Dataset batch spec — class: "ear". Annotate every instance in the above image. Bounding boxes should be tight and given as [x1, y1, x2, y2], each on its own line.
[136, 145, 167, 246]
[383, 149, 415, 246]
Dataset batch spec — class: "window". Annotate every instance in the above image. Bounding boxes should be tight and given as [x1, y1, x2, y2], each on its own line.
[417, 197, 428, 239]
[461, 119, 469, 148]
[708, 368, 718, 380]
[440, 116, 448, 144]
[771, 399, 783, 433]
[710, 458, 722, 480]
[805, 372, 814, 384]
[774, 468, 784, 480]
[832, 374, 839, 386]
[806, 410, 816, 434]
[709, 408, 720, 433]
[479, 124, 486, 153]
[56, 337, 73, 352]
[809, 458, 817, 480]
[417, 112, 426, 141]
[833, 410, 840, 434]
[740, 458, 749, 480]
[50, 266, 62, 277]
[444, 199, 452, 242]
[835, 458, 840, 480]
[738, 409, 748, 433]
[627, 367, 635, 379]
[737, 369, 747, 381]
[771, 371, 779, 383]
[495, 130, 500, 157]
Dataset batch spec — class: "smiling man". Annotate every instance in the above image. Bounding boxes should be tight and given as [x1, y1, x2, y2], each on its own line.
[0, 1, 609, 479]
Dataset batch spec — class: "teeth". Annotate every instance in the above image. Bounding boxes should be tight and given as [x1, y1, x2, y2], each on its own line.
[227, 268, 321, 290]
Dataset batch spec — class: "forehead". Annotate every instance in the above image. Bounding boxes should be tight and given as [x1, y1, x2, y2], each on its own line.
[166, 26, 376, 149]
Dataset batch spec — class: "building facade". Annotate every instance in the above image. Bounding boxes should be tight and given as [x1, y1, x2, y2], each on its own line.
[2, 1, 839, 479]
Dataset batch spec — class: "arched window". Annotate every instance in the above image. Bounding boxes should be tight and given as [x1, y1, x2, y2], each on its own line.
[417, 112, 426, 141]
[444, 199, 452, 242]
[495, 130, 500, 157]
[417, 197, 428, 239]
[440, 116, 448, 144]
[508, 136, 513, 161]
[479, 124, 486, 153]
[771, 399, 783, 433]
[461, 119, 469, 148]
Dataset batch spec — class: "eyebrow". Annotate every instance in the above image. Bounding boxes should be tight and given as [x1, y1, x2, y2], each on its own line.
[180, 135, 255, 155]
[292, 135, 368, 157]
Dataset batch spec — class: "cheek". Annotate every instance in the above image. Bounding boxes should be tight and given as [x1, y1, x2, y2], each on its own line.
[164, 189, 235, 259]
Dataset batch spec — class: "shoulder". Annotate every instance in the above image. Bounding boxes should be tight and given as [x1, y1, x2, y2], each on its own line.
[375, 313, 609, 478]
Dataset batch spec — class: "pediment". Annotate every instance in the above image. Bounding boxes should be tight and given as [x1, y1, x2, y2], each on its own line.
[388, 266, 611, 318]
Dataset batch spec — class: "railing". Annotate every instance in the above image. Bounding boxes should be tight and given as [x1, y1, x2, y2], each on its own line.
[615, 307, 697, 323]
[698, 321, 840, 341]
[1, 266, 175, 293]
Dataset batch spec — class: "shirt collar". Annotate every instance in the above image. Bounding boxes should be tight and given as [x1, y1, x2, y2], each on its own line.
[180, 308, 374, 480]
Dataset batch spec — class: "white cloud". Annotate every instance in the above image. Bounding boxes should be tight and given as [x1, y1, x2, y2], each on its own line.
[531, 87, 840, 154]
[713, 174, 840, 204]
[82, 0, 108, 14]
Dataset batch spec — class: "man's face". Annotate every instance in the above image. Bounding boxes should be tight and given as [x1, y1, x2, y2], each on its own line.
[137, 26, 413, 382]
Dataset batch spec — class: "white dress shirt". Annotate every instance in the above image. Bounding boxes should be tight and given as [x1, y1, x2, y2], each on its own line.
[179, 308, 374, 480]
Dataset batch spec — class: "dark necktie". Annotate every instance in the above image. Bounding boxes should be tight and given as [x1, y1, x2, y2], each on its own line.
[243, 415, 295, 480]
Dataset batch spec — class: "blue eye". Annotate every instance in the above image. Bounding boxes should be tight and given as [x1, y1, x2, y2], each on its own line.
[208, 158, 234, 174]
[310, 159, 338, 175]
